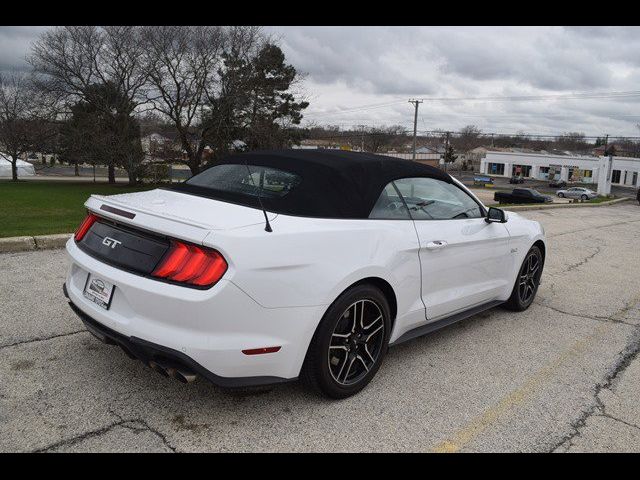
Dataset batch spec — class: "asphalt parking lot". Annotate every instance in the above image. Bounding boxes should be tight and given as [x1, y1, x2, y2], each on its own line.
[1, 203, 640, 452]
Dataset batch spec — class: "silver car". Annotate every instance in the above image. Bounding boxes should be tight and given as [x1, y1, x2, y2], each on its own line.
[556, 187, 598, 200]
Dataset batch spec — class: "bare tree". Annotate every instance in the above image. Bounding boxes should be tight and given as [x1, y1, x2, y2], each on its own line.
[30, 26, 148, 115]
[141, 25, 229, 175]
[455, 125, 483, 152]
[29, 26, 149, 182]
[0, 73, 57, 181]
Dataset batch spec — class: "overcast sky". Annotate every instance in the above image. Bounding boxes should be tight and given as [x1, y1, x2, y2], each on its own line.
[3, 26, 640, 137]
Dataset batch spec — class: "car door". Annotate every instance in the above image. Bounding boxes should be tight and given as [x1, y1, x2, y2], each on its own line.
[567, 188, 579, 199]
[393, 177, 512, 321]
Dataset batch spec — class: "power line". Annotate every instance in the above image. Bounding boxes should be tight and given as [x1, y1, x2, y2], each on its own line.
[302, 89, 640, 120]
[299, 129, 640, 141]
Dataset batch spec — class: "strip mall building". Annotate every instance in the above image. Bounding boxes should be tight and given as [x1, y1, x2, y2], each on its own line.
[480, 151, 640, 188]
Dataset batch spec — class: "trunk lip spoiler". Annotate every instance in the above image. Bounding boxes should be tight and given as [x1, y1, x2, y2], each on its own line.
[89, 194, 215, 230]
[89, 193, 279, 232]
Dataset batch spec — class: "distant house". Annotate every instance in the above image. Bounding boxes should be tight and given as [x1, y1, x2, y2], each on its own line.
[465, 146, 492, 171]
[141, 133, 173, 156]
[593, 143, 638, 158]
[294, 138, 349, 150]
[415, 145, 444, 155]
[141, 131, 214, 163]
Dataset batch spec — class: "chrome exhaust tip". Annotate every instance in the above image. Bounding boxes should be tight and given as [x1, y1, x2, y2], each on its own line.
[149, 360, 169, 377]
[167, 367, 197, 384]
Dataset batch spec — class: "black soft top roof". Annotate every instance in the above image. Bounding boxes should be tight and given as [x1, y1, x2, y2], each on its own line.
[173, 149, 454, 219]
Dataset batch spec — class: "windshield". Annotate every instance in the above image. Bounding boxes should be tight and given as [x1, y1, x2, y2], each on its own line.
[185, 164, 301, 199]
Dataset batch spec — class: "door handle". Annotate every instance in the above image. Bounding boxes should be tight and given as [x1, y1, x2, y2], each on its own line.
[425, 240, 448, 250]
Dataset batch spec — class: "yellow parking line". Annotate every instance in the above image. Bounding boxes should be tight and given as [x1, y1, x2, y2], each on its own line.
[431, 322, 610, 453]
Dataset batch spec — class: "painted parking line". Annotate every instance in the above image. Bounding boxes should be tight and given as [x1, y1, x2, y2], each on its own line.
[431, 292, 640, 453]
[431, 321, 610, 453]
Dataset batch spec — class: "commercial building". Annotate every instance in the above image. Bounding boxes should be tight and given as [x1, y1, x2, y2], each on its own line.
[480, 151, 640, 190]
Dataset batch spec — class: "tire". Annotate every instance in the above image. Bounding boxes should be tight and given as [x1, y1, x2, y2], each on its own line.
[301, 284, 391, 399]
[558, 192, 564, 198]
[503, 246, 543, 312]
[581, 194, 588, 200]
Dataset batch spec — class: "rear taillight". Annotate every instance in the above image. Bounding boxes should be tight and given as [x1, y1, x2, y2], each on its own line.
[75, 213, 98, 241]
[152, 241, 228, 288]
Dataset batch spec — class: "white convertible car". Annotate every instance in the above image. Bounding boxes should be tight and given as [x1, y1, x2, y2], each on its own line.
[64, 150, 546, 398]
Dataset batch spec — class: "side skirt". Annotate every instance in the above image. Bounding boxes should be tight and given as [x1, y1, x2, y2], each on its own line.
[389, 300, 504, 347]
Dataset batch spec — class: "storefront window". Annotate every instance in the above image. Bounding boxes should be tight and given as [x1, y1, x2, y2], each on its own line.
[488, 162, 505, 175]
[512, 165, 532, 177]
[612, 169, 621, 183]
[538, 167, 550, 180]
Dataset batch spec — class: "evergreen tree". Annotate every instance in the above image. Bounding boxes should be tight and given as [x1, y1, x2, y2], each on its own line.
[203, 43, 308, 161]
[60, 82, 144, 184]
[443, 143, 458, 164]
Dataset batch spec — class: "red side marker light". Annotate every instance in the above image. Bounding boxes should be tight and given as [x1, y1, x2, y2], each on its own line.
[242, 346, 282, 356]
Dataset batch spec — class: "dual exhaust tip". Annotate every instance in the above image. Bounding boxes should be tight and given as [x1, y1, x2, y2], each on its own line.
[148, 360, 197, 384]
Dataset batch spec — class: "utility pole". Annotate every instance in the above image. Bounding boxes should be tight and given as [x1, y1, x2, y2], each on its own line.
[408, 99, 423, 160]
[444, 131, 451, 172]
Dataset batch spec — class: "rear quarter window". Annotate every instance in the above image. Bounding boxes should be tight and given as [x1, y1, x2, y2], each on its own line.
[186, 164, 301, 199]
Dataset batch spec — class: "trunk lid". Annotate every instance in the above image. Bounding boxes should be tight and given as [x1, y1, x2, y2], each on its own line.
[80, 188, 276, 278]
[86, 188, 276, 237]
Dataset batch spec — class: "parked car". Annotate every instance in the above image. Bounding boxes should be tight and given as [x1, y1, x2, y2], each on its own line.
[473, 176, 494, 187]
[509, 175, 525, 184]
[556, 187, 598, 200]
[549, 179, 567, 188]
[63, 150, 546, 399]
[494, 188, 553, 205]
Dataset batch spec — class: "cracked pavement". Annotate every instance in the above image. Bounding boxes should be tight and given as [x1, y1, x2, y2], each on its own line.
[1, 203, 639, 452]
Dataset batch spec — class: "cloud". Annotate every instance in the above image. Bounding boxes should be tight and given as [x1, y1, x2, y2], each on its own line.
[3, 26, 640, 136]
[269, 26, 640, 136]
[0, 26, 48, 73]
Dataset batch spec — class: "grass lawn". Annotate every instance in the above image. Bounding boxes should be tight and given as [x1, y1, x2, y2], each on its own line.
[586, 196, 616, 204]
[0, 181, 155, 238]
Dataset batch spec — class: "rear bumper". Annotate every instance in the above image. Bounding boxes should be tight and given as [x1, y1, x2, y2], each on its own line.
[63, 284, 289, 388]
[64, 238, 326, 385]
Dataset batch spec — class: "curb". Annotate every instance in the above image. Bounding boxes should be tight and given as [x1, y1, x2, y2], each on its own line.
[500, 197, 632, 212]
[0, 233, 72, 254]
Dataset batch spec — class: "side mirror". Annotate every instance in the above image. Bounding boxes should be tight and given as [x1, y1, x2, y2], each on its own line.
[485, 206, 507, 223]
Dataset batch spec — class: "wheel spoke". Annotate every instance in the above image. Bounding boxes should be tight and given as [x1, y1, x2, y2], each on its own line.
[362, 314, 382, 330]
[348, 303, 358, 333]
[328, 298, 385, 386]
[342, 356, 357, 382]
[335, 353, 350, 381]
[356, 354, 369, 372]
[364, 344, 376, 363]
[366, 324, 383, 343]
[526, 284, 533, 298]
